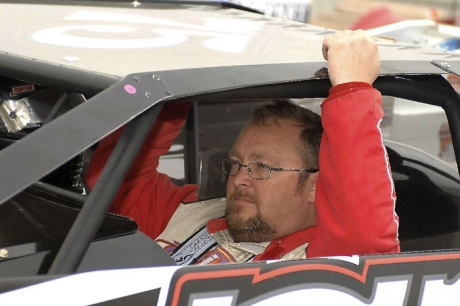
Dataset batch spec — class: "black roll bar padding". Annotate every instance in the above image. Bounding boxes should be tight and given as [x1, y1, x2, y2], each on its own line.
[184, 78, 332, 102]
[184, 102, 200, 184]
[444, 101, 460, 177]
[47, 103, 164, 275]
[374, 75, 454, 108]
[374, 75, 460, 177]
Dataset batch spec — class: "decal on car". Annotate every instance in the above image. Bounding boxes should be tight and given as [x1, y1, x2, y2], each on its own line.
[31, 10, 262, 53]
[167, 253, 460, 305]
[10, 84, 35, 96]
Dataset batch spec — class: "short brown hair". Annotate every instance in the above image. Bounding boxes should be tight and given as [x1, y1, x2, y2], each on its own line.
[251, 100, 322, 188]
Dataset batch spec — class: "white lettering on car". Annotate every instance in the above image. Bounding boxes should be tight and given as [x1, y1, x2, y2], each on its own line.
[322, 255, 361, 265]
[31, 10, 261, 53]
[185, 279, 409, 306]
[420, 274, 460, 306]
[250, 280, 408, 306]
[191, 295, 235, 306]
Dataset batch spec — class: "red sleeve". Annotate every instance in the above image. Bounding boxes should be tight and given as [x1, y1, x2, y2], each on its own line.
[84, 102, 199, 239]
[307, 82, 400, 257]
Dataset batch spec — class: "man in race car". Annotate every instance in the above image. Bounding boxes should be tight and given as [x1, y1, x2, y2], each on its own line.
[85, 30, 400, 265]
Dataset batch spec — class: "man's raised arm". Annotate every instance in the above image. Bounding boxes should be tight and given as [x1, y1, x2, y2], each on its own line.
[308, 30, 400, 257]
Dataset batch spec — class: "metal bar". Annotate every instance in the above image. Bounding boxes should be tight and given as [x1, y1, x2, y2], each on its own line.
[0, 51, 118, 98]
[0, 73, 169, 205]
[43, 92, 69, 125]
[33, 181, 85, 204]
[444, 99, 460, 176]
[47, 104, 163, 275]
[184, 102, 200, 184]
[373, 75, 454, 108]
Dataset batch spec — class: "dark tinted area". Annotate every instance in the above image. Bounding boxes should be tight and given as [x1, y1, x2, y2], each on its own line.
[0, 186, 137, 251]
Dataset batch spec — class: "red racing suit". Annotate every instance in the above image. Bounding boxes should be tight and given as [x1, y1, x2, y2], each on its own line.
[85, 82, 400, 263]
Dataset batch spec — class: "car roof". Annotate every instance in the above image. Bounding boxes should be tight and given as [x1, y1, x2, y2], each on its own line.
[2, 0, 460, 77]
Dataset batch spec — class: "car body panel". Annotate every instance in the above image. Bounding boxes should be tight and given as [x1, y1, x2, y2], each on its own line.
[2, 251, 460, 305]
[2, 1, 460, 77]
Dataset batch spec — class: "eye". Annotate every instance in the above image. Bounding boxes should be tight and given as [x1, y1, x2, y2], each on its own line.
[229, 159, 240, 165]
[222, 159, 239, 175]
[248, 162, 271, 179]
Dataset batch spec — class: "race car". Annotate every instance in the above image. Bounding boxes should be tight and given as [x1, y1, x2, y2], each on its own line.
[1, 0, 460, 305]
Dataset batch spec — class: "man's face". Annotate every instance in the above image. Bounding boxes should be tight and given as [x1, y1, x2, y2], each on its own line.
[225, 118, 318, 243]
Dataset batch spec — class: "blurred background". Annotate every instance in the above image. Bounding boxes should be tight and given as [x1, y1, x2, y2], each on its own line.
[310, 0, 458, 29]
[231, 0, 459, 29]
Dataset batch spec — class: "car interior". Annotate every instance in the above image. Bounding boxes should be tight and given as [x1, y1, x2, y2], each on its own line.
[1, 70, 460, 276]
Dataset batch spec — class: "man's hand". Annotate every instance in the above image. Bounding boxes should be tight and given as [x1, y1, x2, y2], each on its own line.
[322, 29, 380, 87]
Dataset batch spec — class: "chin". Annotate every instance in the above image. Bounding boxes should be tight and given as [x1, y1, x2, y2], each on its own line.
[225, 209, 276, 243]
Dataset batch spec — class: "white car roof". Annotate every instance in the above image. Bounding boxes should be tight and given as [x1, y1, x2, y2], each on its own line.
[2, 1, 460, 77]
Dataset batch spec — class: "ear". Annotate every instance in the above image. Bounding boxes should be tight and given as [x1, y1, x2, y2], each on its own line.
[307, 172, 319, 205]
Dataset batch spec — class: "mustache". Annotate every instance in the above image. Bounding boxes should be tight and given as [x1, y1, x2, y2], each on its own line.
[229, 189, 257, 203]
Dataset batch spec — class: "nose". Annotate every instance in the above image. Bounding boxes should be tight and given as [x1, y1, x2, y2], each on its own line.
[231, 164, 252, 188]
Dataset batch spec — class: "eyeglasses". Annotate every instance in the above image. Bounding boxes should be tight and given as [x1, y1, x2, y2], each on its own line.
[221, 159, 318, 180]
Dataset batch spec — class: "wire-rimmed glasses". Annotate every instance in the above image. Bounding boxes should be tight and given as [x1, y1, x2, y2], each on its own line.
[221, 159, 318, 180]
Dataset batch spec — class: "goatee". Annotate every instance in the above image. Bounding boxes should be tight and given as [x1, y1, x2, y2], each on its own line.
[226, 190, 276, 242]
